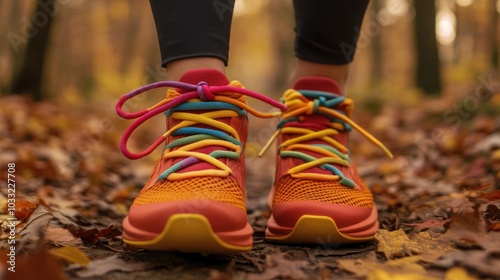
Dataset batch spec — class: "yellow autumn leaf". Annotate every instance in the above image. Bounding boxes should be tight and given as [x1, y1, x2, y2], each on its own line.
[375, 229, 455, 260]
[339, 255, 431, 279]
[368, 269, 437, 280]
[445, 267, 477, 280]
[375, 229, 413, 259]
[492, 149, 500, 161]
[50, 246, 90, 267]
[377, 161, 401, 175]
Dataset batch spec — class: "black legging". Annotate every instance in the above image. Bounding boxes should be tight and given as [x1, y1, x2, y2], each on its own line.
[149, 0, 370, 67]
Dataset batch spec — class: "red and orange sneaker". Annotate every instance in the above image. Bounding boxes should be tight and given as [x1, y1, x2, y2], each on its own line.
[116, 69, 285, 253]
[264, 77, 392, 244]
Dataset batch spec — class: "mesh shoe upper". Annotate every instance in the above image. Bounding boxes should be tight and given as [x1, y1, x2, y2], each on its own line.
[273, 173, 374, 208]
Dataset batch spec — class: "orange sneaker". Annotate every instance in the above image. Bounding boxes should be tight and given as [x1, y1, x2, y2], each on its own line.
[116, 69, 285, 253]
[264, 77, 392, 244]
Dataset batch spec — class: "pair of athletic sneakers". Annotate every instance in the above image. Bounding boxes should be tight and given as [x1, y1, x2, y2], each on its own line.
[116, 69, 391, 253]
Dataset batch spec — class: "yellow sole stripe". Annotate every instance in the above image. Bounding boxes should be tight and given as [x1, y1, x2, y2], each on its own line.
[266, 215, 374, 244]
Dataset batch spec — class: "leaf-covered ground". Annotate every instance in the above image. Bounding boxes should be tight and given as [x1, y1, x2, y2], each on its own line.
[1, 80, 500, 279]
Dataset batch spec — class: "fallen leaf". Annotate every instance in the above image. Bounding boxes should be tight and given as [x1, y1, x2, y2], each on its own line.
[37, 186, 75, 210]
[337, 251, 377, 278]
[482, 190, 500, 201]
[50, 246, 89, 267]
[411, 232, 456, 263]
[436, 250, 500, 278]
[404, 219, 451, 232]
[377, 161, 401, 176]
[375, 229, 413, 259]
[339, 254, 433, 279]
[401, 177, 456, 197]
[96, 224, 122, 240]
[473, 132, 500, 153]
[13, 200, 37, 221]
[367, 270, 436, 280]
[491, 149, 500, 161]
[338, 258, 372, 278]
[444, 267, 477, 280]
[105, 186, 132, 203]
[18, 205, 53, 246]
[368, 264, 436, 280]
[68, 224, 121, 244]
[74, 255, 156, 277]
[375, 229, 455, 260]
[463, 158, 487, 179]
[246, 250, 310, 280]
[45, 226, 82, 246]
[443, 213, 500, 251]
[435, 194, 474, 214]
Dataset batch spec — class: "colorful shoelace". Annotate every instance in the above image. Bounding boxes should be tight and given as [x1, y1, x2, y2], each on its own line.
[116, 80, 286, 181]
[259, 89, 393, 188]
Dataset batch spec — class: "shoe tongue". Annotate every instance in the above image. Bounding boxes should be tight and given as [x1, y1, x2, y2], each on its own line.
[291, 76, 347, 125]
[293, 76, 343, 96]
[178, 69, 229, 86]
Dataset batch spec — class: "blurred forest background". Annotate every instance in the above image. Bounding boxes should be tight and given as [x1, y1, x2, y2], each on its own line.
[1, 0, 498, 105]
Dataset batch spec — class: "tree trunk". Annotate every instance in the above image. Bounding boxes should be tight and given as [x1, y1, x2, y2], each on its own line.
[10, 0, 56, 101]
[413, 0, 442, 95]
[491, 0, 499, 71]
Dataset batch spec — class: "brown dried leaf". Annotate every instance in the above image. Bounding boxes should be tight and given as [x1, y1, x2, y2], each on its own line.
[13, 200, 37, 221]
[443, 213, 500, 251]
[246, 250, 310, 280]
[18, 205, 53, 245]
[68, 224, 121, 244]
[482, 190, 500, 201]
[404, 219, 451, 232]
[74, 255, 156, 278]
[436, 194, 474, 214]
[337, 251, 377, 277]
[45, 226, 82, 246]
[436, 250, 500, 278]
[37, 186, 75, 210]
